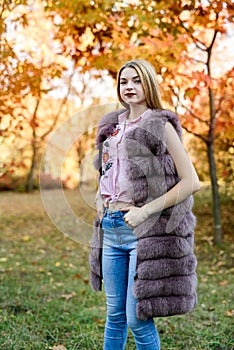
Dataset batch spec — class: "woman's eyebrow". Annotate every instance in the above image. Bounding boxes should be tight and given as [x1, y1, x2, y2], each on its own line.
[120, 75, 140, 80]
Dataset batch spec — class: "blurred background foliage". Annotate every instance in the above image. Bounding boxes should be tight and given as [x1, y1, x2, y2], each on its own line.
[1, 0, 233, 242]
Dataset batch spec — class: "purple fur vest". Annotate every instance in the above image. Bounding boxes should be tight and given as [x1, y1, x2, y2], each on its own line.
[89, 108, 198, 320]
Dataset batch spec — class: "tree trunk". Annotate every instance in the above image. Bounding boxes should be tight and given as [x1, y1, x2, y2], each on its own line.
[207, 62, 223, 244]
[26, 133, 37, 192]
[26, 99, 40, 192]
[206, 25, 222, 244]
[206, 140, 222, 244]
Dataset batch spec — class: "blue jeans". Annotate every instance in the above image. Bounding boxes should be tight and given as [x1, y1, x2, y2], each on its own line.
[101, 209, 160, 350]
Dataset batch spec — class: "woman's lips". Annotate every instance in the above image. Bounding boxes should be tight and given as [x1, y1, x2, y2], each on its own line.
[125, 93, 136, 97]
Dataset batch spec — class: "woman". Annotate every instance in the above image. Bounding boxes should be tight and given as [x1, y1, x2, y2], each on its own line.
[89, 59, 200, 350]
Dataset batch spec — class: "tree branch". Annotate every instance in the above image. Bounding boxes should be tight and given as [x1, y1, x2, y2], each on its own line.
[190, 57, 206, 65]
[206, 12, 219, 71]
[179, 19, 207, 51]
[41, 73, 74, 141]
[169, 85, 210, 125]
[181, 124, 207, 143]
[178, 100, 210, 125]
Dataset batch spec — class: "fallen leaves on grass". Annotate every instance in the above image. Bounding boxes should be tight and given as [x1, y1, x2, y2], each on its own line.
[219, 280, 228, 286]
[0, 190, 233, 350]
[74, 273, 89, 284]
[22, 235, 30, 242]
[61, 291, 76, 300]
[94, 318, 105, 324]
[51, 345, 68, 350]
[208, 306, 215, 311]
[226, 310, 234, 317]
[201, 277, 208, 282]
[0, 257, 8, 262]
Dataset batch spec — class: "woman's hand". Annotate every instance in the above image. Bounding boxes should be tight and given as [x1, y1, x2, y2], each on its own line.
[95, 191, 106, 220]
[122, 206, 150, 228]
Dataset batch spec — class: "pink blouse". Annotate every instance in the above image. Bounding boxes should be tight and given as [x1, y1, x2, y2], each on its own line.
[99, 109, 150, 204]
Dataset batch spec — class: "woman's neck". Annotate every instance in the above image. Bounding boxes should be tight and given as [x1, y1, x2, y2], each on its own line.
[128, 104, 148, 121]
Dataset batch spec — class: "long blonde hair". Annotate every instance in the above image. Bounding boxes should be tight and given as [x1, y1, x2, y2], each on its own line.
[117, 59, 163, 110]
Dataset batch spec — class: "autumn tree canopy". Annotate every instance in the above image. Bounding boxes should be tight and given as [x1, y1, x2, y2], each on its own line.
[43, 0, 234, 167]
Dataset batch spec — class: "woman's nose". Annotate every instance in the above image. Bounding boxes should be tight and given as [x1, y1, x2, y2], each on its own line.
[126, 81, 134, 89]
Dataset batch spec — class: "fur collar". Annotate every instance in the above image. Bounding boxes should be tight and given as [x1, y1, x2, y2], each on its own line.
[95, 108, 183, 146]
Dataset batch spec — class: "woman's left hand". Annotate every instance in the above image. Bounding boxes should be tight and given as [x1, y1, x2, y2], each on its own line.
[121, 206, 149, 228]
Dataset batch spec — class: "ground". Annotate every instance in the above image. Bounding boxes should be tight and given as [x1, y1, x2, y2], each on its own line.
[0, 187, 233, 350]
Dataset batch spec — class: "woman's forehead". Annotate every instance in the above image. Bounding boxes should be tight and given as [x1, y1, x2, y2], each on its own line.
[120, 67, 138, 79]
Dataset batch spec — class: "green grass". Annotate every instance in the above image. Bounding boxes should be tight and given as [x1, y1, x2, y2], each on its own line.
[0, 188, 233, 349]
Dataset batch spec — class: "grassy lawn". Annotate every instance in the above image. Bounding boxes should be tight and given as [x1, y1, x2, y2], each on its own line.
[0, 187, 233, 350]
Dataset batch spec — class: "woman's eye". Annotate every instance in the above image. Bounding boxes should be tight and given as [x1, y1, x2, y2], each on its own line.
[120, 79, 141, 85]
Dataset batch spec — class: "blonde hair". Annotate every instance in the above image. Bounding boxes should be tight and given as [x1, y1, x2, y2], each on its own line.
[117, 59, 163, 110]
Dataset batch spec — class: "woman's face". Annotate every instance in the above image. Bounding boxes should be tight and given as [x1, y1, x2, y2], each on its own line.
[119, 67, 147, 107]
